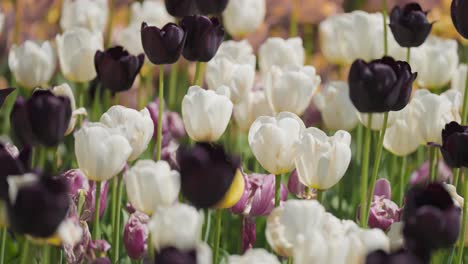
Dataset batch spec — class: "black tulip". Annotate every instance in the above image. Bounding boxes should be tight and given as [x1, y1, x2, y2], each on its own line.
[439, 121, 468, 168]
[177, 143, 240, 208]
[8, 174, 70, 238]
[11, 90, 72, 147]
[349, 56, 417, 113]
[366, 249, 428, 264]
[155, 247, 197, 264]
[451, 0, 468, 39]
[0, 144, 31, 200]
[94, 46, 144, 94]
[181, 15, 224, 62]
[0, 88, 15, 108]
[389, 3, 432, 47]
[165, 0, 199, 17]
[403, 183, 461, 258]
[141, 23, 187, 65]
[195, 0, 229, 14]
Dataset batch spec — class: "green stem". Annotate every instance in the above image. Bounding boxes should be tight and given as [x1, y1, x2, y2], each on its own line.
[203, 210, 212, 242]
[289, 0, 298, 37]
[454, 168, 461, 189]
[429, 147, 437, 182]
[112, 174, 124, 262]
[275, 174, 282, 207]
[92, 181, 102, 240]
[406, 48, 411, 64]
[105, 0, 114, 48]
[156, 66, 164, 161]
[194, 62, 203, 86]
[462, 68, 468, 124]
[2, 89, 18, 134]
[359, 114, 373, 227]
[77, 190, 86, 217]
[213, 210, 222, 264]
[382, 0, 388, 55]
[399, 156, 407, 206]
[19, 239, 29, 264]
[365, 112, 389, 223]
[110, 177, 117, 236]
[41, 245, 51, 264]
[0, 227, 7, 264]
[356, 124, 363, 166]
[168, 63, 178, 109]
[316, 190, 323, 203]
[148, 232, 154, 261]
[456, 167, 468, 264]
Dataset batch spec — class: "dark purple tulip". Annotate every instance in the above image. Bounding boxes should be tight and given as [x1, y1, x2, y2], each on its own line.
[0, 88, 15, 108]
[181, 16, 224, 62]
[141, 23, 186, 65]
[366, 249, 428, 264]
[124, 212, 149, 260]
[11, 90, 72, 147]
[164, 0, 198, 17]
[287, 169, 307, 198]
[439, 121, 468, 168]
[195, 0, 229, 14]
[0, 143, 30, 200]
[177, 143, 240, 208]
[242, 217, 256, 253]
[8, 174, 70, 238]
[451, 0, 468, 39]
[155, 247, 197, 264]
[94, 46, 144, 93]
[403, 183, 461, 258]
[389, 3, 432, 47]
[349, 56, 417, 113]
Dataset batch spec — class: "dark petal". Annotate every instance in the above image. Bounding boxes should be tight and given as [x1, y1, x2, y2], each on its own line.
[390, 3, 431, 47]
[182, 15, 224, 62]
[451, 0, 468, 38]
[0, 144, 25, 200]
[402, 3, 424, 13]
[0, 88, 15, 108]
[442, 121, 466, 142]
[195, 0, 229, 14]
[390, 61, 416, 111]
[155, 247, 197, 264]
[10, 97, 35, 147]
[107, 46, 129, 60]
[164, 0, 198, 17]
[18, 145, 32, 171]
[366, 249, 428, 264]
[390, 6, 402, 24]
[349, 59, 374, 112]
[142, 23, 185, 65]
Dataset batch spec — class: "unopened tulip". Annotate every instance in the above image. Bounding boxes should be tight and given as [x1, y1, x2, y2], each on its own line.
[177, 143, 244, 209]
[451, 0, 468, 38]
[60, 0, 108, 33]
[51, 83, 87, 135]
[389, 3, 432, 47]
[228, 249, 280, 264]
[223, 0, 266, 37]
[439, 121, 468, 168]
[368, 195, 400, 231]
[215, 40, 256, 67]
[130, 1, 174, 28]
[349, 56, 417, 113]
[249, 112, 305, 174]
[182, 86, 233, 142]
[181, 15, 224, 62]
[233, 89, 273, 132]
[8, 40, 55, 89]
[265, 65, 321, 115]
[94, 46, 144, 93]
[164, 0, 198, 17]
[11, 90, 72, 147]
[74, 124, 132, 181]
[56, 28, 103, 82]
[205, 57, 255, 104]
[123, 211, 149, 260]
[259, 37, 304, 72]
[313, 81, 358, 131]
[295, 128, 352, 190]
[141, 22, 186, 65]
[0, 88, 15, 109]
[100, 105, 154, 161]
[125, 160, 180, 215]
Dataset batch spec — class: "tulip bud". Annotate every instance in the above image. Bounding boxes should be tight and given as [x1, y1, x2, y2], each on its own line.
[368, 196, 400, 231]
[259, 37, 304, 73]
[94, 46, 144, 94]
[8, 40, 55, 89]
[349, 56, 417, 113]
[11, 90, 72, 147]
[182, 86, 233, 142]
[60, 0, 108, 33]
[164, 0, 198, 17]
[366, 249, 427, 264]
[0, 88, 15, 109]
[439, 121, 468, 168]
[223, 0, 266, 37]
[409, 160, 453, 185]
[451, 0, 468, 39]
[62, 169, 89, 199]
[124, 211, 149, 260]
[389, 3, 432, 47]
[56, 27, 103, 82]
[141, 22, 186, 65]
[181, 16, 224, 62]
[287, 170, 307, 199]
[177, 143, 243, 209]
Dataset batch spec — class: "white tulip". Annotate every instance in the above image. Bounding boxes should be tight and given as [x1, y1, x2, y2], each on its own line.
[319, 11, 404, 65]
[205, 57, 255, 104]
[182, 86, 233, 142]
[215, 40, 256, 67]
[234, 89, 273, 132]
[444, 183, 464, 208]
[223, 0, 266, 37]
[56, 27, 103, 82]
[51, 83, 87, 135]
[259, 37, 305, 73]
[125, 160, 180, 215]
[265, 65, 321, 115]
[451, 64, 467, 100]
[248, 112, 305, 174]
[149, 203, 204, 251]
[117, 25, 144, 56]
[60, 0, 108, 33]
[411, 36, 459, 89]
[228, 249, 280, 264]
[130, 0, 174, 28]
[358, 112, 397, 131]
[8, 40, 55, 89]
[56, 219, 83, 247]
[383, 106, 422, 156]
[387, 222, 404, 251]
[295, 128, 352, 190]
[100, 105, 154, 161]
[313, 81, 358, 131]
[74, 124, 132, 181]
